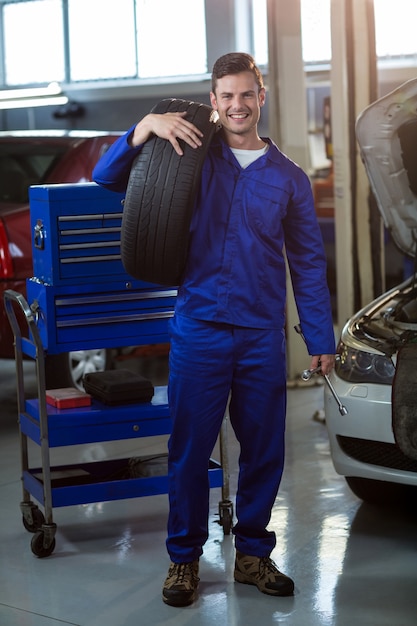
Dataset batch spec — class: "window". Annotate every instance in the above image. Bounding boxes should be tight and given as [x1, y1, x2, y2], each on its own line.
[252, 0, 268, 66]
[3, 0, 65, 85]
[247, 0, 332, 65]
[301, 0, 331, 63]
[300, 0, 417, 64]
[68, 0, 138, 81]
[136, 0, 207, 78]
[1, 0, 207, 86]
[0, 142, 66, 202]
[374, 0, 417, 58]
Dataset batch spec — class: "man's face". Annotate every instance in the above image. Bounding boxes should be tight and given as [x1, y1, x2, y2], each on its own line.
[210, 71, 265, 139]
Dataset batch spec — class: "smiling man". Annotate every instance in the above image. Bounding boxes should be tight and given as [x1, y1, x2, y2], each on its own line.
[93, 52, 335, 607]
[209, 58, 265, 148]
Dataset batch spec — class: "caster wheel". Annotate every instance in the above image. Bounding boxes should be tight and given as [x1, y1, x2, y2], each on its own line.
[221, 509, 233, 535]
[218, 500, 234, 535]
[31, 531, 56, 558]
[22, 508, 45, 533]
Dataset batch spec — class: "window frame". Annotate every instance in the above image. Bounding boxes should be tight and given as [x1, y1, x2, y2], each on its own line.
[0, 0, 217, 91]
[0, 0, 417, 103]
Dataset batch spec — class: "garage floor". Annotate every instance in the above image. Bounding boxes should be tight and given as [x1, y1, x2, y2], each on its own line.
[0, 358, 416, 626]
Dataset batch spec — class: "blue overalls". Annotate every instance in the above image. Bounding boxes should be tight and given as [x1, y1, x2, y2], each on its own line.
[93, 130, 335, 562]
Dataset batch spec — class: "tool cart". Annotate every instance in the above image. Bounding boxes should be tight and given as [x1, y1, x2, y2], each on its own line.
[4, 182, 233, 557]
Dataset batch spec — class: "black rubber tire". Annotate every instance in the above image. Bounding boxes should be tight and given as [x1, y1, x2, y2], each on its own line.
[392, 342, 417, 461]
[346, 476, 417, 510]
[121, 98, 220, 286]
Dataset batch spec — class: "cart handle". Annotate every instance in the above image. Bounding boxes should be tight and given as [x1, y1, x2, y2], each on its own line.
[4, 289, 44, 356]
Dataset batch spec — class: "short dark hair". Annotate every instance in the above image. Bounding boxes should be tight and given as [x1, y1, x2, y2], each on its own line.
[211, 52, 264, 93]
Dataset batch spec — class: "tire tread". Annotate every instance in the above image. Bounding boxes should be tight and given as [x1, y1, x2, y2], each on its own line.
[121, 99, 218, 285]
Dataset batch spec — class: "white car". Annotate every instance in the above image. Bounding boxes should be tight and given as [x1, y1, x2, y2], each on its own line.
[324, 78, 417, 505]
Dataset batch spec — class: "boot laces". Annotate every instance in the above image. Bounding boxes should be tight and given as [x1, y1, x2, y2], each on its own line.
[259, 556, 278, 578]
[173, 562, 198, 583]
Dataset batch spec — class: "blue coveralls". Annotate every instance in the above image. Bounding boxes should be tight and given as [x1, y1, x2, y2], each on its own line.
[93, 129, 335, 563]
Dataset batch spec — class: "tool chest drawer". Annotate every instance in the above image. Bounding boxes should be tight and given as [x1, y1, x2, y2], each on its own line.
[26, 278, 177, 354]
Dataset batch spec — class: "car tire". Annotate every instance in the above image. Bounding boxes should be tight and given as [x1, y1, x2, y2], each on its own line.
[44, 349, 111, 391]
[121, 98, 220, 286]
[392, 342, 417, 461]
[345, 476, 417, 510]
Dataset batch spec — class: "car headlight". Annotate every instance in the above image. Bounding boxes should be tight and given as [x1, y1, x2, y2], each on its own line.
[336, 341, 395, 384]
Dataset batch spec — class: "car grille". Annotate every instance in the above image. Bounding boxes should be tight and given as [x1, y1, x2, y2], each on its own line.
[337, 435, 417, 473]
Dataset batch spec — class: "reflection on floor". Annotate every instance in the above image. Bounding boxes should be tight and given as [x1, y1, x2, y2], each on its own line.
[0, 359, 416, 626]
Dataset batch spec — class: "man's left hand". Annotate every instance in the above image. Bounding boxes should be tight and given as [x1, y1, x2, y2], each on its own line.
[309, 354, 335, 376]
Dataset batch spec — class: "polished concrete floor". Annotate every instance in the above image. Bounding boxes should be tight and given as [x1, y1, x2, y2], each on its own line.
[1, 357, 416, 626]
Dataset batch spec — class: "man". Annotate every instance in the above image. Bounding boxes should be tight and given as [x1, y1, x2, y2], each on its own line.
[93, 52, 335, 607]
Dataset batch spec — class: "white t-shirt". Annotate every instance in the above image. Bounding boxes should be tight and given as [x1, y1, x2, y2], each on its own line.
[230, 144, 269, 169]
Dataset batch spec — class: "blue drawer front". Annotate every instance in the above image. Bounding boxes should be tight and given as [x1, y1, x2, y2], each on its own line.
[26, 279, 177, 353]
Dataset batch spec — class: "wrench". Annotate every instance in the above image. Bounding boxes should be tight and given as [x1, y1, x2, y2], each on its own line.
[301, 366, 322, 381]
[294, 324, 348, 416]
[323, 371, 348, 415]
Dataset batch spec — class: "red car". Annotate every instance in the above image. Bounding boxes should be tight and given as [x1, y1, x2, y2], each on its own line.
[0, 130, 122, 386]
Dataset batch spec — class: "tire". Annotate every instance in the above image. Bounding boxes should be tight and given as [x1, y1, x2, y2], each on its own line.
[44, 348, 111, 390]
[346, 476, 417, 510]
[392, 342, 417, 461]
[121, 98, 220, 286]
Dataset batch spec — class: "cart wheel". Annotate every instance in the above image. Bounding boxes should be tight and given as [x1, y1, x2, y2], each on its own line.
[218, 500, 234, 536]
[22, 508, 45, 533]
[31, 531, 56, 558]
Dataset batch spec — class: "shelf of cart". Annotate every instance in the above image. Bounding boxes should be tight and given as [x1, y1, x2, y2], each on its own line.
[22, 457, 223, 508]
[21, 386, 171, 447]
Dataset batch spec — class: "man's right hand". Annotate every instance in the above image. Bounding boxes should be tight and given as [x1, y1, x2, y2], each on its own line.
[130, 111, 204, 156]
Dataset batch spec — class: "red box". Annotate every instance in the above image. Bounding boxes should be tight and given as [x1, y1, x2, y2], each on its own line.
[46, 387, 92, 409]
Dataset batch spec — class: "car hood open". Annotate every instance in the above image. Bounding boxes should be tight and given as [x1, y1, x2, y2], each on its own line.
[356, 77, 417, 258]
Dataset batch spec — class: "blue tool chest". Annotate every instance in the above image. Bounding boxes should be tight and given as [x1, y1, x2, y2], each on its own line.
[30, 182, 127, 285]
[27, 183, 178, 354]
[4, 182, 230, 558]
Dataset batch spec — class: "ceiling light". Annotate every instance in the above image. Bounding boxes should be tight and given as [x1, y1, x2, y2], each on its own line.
[0, 82, 68, 109]
[0, 95, 69, 110]
[0, 81, 64, 101]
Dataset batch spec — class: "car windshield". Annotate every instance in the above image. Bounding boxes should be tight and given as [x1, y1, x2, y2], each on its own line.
[0, 142, 67, 203]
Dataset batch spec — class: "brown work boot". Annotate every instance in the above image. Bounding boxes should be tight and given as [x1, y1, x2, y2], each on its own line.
[234, 551, 294, 596]
[162, 560, 200, 607]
